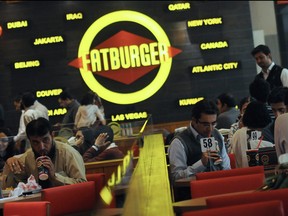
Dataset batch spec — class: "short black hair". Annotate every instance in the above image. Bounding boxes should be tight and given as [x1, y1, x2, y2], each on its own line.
[238, 96, 251, 111]
[26, 117, 52, 139]
[217, 93, 236, 107]
[94, 125, 114, 143]
[191, 99, 218, 120]
[268, 86, 288, 104]
[59, 90, 74, 100]
[251, 44, 271, 56]
[249, 78, 271, 103]
[13, 94, 22, 103]
[0, 127, 12, 137]
[242, 101, 271, 129]
[21, 91, 36, 108]
[80, 92, 95, 105]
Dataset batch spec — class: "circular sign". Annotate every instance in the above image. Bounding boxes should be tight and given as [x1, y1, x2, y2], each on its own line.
[78, 10, 172, 104]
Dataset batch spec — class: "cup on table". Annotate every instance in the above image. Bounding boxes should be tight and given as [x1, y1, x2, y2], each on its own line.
[36, 156, 49, 181]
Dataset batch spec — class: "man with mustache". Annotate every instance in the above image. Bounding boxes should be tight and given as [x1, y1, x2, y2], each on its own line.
[251, 44, 288, 89]
[2, 117, 86, 189]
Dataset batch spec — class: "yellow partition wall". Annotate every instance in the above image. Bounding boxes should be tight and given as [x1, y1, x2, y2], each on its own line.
[123, 133, 173, 216]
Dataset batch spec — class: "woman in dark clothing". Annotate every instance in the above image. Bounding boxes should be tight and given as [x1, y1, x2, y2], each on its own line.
[0, 128, 16, 171]
[72, 127, 98, 155]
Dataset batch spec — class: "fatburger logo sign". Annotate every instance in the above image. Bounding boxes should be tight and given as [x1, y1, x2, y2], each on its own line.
[69, 10, 181, 104]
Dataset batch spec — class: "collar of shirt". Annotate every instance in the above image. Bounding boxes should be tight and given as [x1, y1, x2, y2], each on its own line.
[106, 142, 117, 150]
[263, 62, 275, 77]
[189, 123, 201, 140]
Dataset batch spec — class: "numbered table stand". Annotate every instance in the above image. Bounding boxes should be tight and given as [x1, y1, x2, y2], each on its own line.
[200, 137, 222, 167]
[200, 137, 217, 152]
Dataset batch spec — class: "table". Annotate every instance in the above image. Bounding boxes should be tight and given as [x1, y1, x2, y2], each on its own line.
[173, 190, 254, 216]
[173, 176, 195, 202]
[0, 193, 41, 209]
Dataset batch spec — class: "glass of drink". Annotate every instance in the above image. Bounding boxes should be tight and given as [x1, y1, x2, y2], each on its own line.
[214, 141, 223, 165]
[36, 156, 49, 181]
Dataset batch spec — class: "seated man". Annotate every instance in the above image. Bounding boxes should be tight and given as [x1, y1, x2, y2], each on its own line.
[262, 86, 288, 143]
[215, 93, 240, 129]
[70, 127, 98, 155]
[83, 125, 124, 162]
[2, 118, 86, 189]
[168, 99, 231, 183]
[56, 89, 80, 128]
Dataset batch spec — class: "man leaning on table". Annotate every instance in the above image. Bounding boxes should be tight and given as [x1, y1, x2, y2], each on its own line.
[2, 117, 86, 189]
[168, 99, 231, 183]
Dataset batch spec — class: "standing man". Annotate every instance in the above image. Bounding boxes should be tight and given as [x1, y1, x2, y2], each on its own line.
[20, 91, 49, 122]
[3, 117, 86, 189]
[21, 92, 48, 126]
[251, 44, 288, 89]
[168, 99, 231, 183]
[57, 90, 80, 128]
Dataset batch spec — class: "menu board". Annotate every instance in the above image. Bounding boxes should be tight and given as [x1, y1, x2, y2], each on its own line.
[0, 1, 256, 131]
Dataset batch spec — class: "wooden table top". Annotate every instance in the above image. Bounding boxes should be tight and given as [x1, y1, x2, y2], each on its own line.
[91, 208, 123, 216]
[174, 176, 196, 188]
[0, 193, 41, 209]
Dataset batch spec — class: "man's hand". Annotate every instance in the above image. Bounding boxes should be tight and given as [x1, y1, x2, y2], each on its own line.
[201, 150, 220, 166]
[94, 133, 111, 148]
[74, 130, 84, 146]
[38, 156, 55, 178]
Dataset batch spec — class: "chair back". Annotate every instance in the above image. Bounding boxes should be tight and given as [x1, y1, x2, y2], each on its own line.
[228, 153, 236, 169]
[183, 200, 284, 216]
[190, 173, 264, 198]
[195, 165, 264, 180]
[57, 127, 74, 139]
[4, 201, 51, 216]
[206, 188, 288, 216]
[41, 181, 95, 216]
[54, 136, 69, 144]
[86, 173, 105, 202]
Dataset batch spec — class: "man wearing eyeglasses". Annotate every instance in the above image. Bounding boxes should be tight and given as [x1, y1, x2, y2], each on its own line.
[168, 99, 231, 185]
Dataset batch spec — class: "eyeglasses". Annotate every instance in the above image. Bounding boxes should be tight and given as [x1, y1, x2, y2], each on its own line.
[0, 138, 9, 143]
[197, 120, 217, 128]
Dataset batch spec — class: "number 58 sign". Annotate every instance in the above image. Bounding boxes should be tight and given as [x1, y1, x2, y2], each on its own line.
[200, 137, 217, 152]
